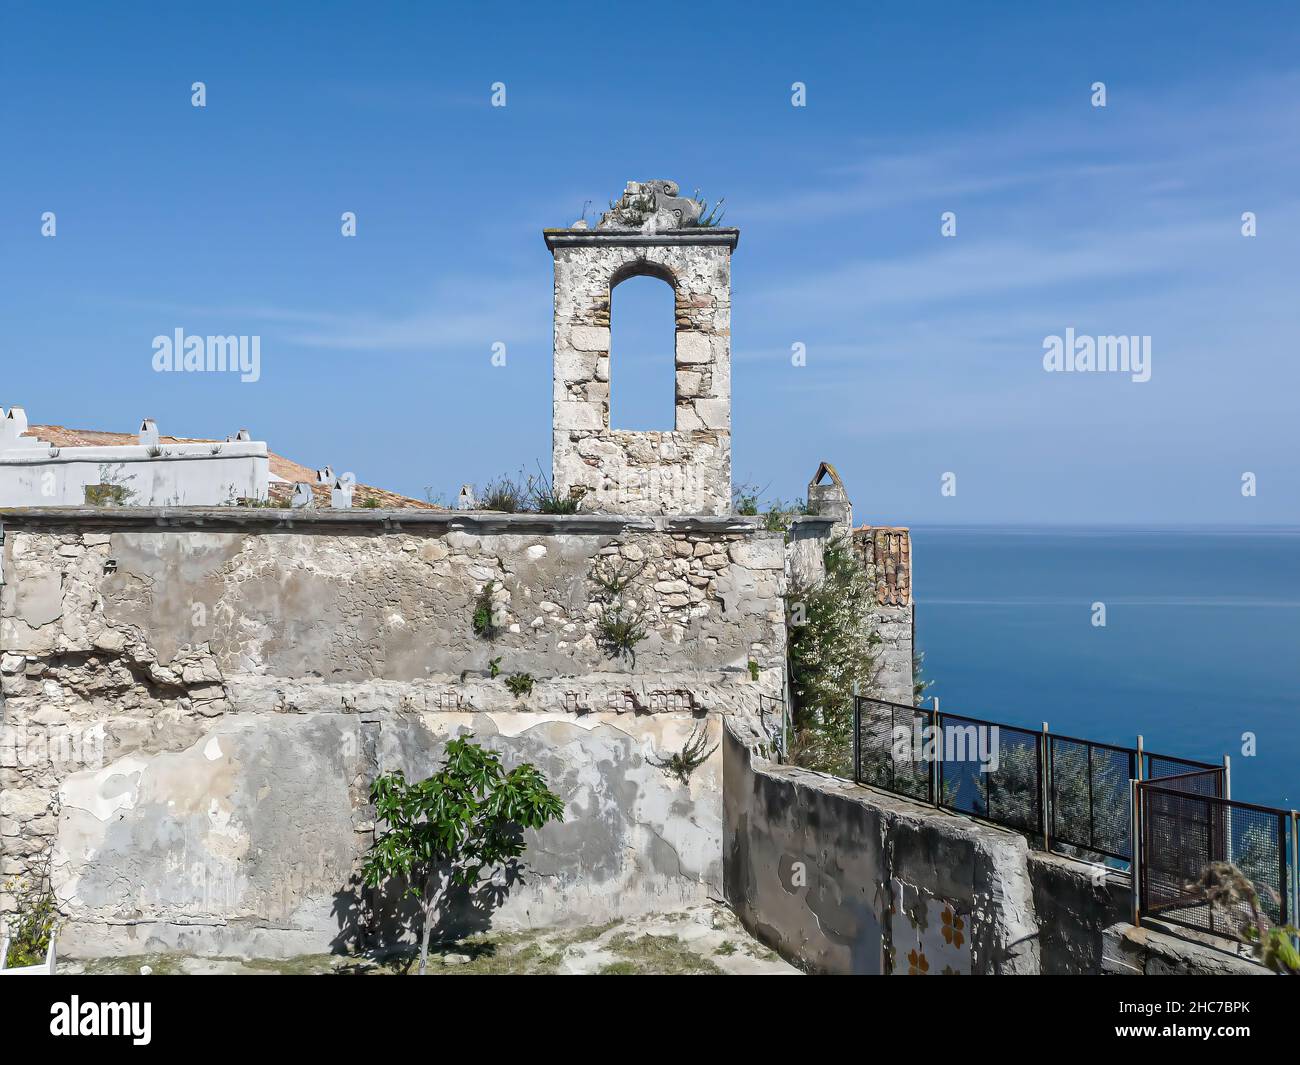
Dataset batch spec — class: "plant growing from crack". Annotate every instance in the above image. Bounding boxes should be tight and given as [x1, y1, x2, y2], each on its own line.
[526, 462, 580, 514]
[2, 853, 58, 968]
[648, 722, 718, 784]
[472, 581, 500, 640]
[590, 556, 649, 663]
[505, 672, 534, 697]
[476, 472, 526, 513]
[361, 739, 564, 975]
[692, 188, 726, 227]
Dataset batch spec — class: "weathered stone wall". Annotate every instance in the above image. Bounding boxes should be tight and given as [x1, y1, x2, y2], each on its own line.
[854, 527, 914, 706]
[0, 508, 785, 956]
[869, 604, 914, 705]
[723, 723, 1038, 974]
[546, 230, 737, 516]
[722, 724, 1268, 975]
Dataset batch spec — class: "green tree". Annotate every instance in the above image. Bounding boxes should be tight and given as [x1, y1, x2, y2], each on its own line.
[361, 738, 564, 974]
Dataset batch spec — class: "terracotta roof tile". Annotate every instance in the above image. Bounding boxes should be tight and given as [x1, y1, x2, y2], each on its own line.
[851, 525, 911, 606]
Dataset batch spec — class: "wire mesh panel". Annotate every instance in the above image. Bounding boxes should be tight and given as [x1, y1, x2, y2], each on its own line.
[1139, 784, 1289, 938]
[938, 714, 1041, 834]
[854, 696, 932, 803]
[1146, 754, 1224, 794]
[1150, 766, 1225, 799]
[1050, 735, 1136, 861]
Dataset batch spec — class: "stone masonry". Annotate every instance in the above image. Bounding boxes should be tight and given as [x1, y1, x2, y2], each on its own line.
[545, 180, 737, 516]
[0, 508, 797, 955]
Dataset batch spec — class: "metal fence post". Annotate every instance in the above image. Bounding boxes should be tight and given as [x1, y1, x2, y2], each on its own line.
[1130, 778, 1142, 926]
[1131, 735, 1144, 870]
[1223, 754, 1233, 864]
[930, 696, 941, 806]
[1040, 721, 1051, 852]
[1291, 811, 1298, 942]
[852, 684, 861, 785]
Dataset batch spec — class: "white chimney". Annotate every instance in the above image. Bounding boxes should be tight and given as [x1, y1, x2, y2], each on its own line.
[331, 472, 356, 509]
[5, 406, 29, 440]
[139, 418, 160, 447]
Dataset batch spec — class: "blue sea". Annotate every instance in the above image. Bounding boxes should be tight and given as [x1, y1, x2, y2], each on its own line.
[911, 527, 1300, 811]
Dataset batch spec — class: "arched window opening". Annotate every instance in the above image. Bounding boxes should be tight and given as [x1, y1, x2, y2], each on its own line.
[609, 274, 676, 431]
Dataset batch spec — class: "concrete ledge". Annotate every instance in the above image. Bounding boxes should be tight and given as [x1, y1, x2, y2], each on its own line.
[1102, 921, 1271, 975]
[543, 227, 740, 251]
[0, 507, 784, 536]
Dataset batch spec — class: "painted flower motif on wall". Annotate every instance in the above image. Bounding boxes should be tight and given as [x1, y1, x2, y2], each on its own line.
[907, 948, 929, 975]
[941, 906, 964, 948]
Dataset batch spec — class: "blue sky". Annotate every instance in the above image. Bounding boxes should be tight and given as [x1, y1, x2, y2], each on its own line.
[1, 1, 1297, 522]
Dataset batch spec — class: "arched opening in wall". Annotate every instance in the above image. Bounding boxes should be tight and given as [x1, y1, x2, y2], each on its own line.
[609, 273, 676, 431]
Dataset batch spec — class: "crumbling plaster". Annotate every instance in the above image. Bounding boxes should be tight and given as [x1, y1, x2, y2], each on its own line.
[0, 509, 787, 955]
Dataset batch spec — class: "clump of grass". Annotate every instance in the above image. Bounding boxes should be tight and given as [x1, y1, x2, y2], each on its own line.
[505, 672, 534, 697]
[691, 188, 726, 228]
[731, 480, 807, 529]
[732, 481, 762, 516]
[604, 932, 723, 975]
[477, 473, 525, 513]
[527, 463, 580, 514]
[762, 498, 808, 532]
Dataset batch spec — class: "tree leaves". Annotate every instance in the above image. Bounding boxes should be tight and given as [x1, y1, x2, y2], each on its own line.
[360, 738, 564, 897]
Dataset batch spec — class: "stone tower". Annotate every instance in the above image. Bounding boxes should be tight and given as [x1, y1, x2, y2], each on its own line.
[544, 180, 738, 515]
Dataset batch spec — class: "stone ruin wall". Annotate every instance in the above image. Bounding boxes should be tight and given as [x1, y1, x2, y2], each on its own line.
[855, 527, 914, 706]
[0, 510, 793, 957]
[723, 724, 1265, 976]
[549, 234, 735, 516]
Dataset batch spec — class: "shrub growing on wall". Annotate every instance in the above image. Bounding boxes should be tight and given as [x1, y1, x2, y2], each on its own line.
[786, 536, 882, 775]
[1, 859, 58, 968]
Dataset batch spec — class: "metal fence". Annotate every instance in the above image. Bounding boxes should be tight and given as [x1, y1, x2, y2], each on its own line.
[1137, 779, 1291, 936]
[853, 695, 1222, 862]
[851, 694, 1299, 946]
[941, 712, 1041, 833]
[1049, 734, 1136, 861]
[855, 697, 933, 802]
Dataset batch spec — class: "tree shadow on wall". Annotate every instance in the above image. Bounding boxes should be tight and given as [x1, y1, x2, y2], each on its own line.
[329, 860, 527, 966]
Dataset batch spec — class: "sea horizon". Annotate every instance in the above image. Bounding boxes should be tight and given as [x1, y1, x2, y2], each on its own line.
[910, 524, 1298, 811]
